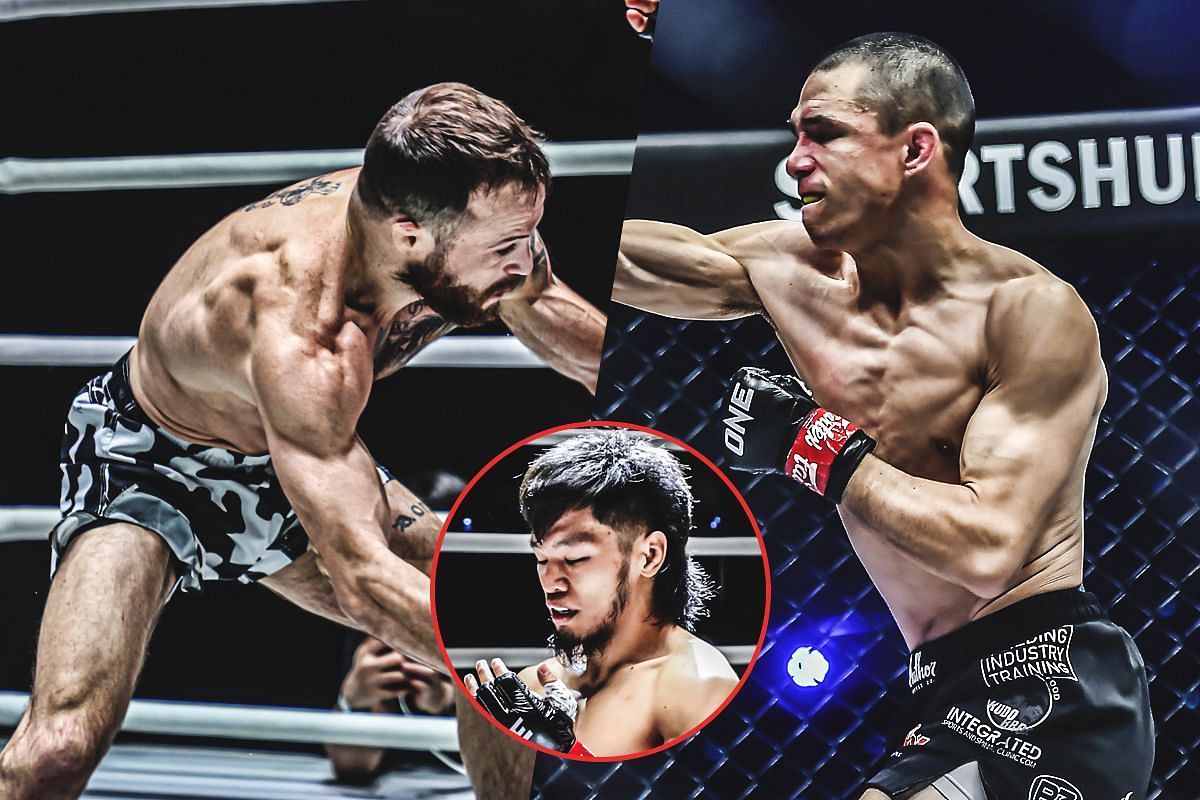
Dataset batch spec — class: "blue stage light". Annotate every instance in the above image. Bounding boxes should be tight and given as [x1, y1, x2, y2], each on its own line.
[788, 646, 829, 687]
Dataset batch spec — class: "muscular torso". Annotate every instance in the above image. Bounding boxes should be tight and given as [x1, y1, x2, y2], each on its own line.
[737, 226, 1088, 646]
[131, 169, 453, 454]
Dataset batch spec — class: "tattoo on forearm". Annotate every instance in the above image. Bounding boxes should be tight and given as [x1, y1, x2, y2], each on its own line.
[243, 177, 341, 211]
[374, 300, 457, 377]
[393, 501, 433, 531]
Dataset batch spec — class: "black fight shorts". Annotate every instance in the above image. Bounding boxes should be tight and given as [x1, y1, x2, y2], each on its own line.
[51, 351, 392, 591]
[867, 589, 1153, 800]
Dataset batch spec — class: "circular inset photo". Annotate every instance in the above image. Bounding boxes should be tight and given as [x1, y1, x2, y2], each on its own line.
[431, 421, 770, 760]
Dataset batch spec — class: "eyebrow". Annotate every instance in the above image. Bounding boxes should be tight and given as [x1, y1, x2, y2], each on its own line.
[801, 113, 843, 128]
[530, 530, 602, 550]
[492, 232, 534, 249]
[787, 112, 839, 133]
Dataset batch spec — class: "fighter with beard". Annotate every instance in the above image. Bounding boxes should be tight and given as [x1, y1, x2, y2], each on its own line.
[464, 428, 738, 757]
[1, 83, 602, 799]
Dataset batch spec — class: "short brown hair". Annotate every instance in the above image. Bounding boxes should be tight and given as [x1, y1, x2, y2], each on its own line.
[356, 82, 551, 235]
[813, 32, 975, 179]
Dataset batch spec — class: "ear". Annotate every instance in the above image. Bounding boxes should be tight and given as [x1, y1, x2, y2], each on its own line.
[390, 217, 434, 254]
[902, 122, 941, 178]
[638, 531, 668, 578]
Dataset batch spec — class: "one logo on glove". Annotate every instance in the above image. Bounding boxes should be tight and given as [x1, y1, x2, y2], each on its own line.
[723, 381, 755, 456]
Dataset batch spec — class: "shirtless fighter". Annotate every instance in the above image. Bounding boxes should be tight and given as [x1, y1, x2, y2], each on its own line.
[616, 33, 1153, 800]
[463, 428, 739, 758]
[0, 82, 603, 799]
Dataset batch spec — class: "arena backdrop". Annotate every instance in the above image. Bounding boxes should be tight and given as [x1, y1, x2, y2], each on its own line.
[536, 1, 1200, 798]
[0, 0, 648, 726]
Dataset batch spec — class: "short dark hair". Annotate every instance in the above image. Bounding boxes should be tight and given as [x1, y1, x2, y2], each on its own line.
[356, 82, 551, 235]
[518, 429, 715, 630]
[812, 32, 975, 179]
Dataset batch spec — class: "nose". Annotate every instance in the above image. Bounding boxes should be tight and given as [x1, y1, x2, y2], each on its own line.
[502, 240, 536, 276]
[539, 563, 568, 593]
[786, 137, 816, 183]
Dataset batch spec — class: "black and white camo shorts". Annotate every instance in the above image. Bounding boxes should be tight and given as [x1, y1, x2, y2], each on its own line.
[52, 351, 391, 592]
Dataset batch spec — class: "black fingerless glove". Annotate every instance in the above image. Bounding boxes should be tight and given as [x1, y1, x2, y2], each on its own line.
[474, 672, 577, 752]
[720, 366, 875, 503]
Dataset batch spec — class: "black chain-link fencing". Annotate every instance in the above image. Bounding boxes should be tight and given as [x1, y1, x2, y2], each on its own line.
[527, 233, 1199, 799]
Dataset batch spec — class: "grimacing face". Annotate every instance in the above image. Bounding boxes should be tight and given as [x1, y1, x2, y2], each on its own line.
[786, 63, 910, 251]
[405, 182, 546, 327]
[531, 507, 641, 658]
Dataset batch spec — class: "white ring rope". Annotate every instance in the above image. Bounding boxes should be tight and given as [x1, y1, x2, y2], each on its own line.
[0, 507, 761, 557]
[448, 646, 754, 668]
[0, 649, 757, 747]
[0, 691, 459, 750]
[0, 333, 544, 368]
[0, 0, 362, 22]
[0, 141, 635, 193]
[442, 532, 762, 557]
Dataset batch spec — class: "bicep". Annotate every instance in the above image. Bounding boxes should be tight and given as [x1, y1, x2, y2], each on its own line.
[615, 220, 761, 320]
[960, 284, 1104, 527]
[249, 330, 387, 558]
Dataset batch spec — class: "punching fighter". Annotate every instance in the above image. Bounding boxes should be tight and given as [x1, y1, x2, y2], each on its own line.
[0, 83, 603, 800]
[615, 33, 1153, 800]
[464, 428, 739, 758]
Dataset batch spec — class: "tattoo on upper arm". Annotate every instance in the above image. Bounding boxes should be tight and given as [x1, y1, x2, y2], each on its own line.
[243, 177, 341, 212]
[374, 300, 457, 378]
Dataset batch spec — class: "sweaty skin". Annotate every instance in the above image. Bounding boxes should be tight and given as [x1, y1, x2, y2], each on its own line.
[519, 627, 736, 755]
[130, 167, 604, 666]
[615, 65, 1103, 650]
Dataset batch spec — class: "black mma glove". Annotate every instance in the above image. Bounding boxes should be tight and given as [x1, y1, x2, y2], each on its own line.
[474, 671, 577, 752]
[721, 366, 875, 502]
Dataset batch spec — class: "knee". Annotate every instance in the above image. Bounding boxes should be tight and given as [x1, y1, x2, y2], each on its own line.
[40, 710, 110, 773]
[10, 707, 112, 793]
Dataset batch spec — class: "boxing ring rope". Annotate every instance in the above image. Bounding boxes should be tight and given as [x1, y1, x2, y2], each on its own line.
[0, 141, 635, 193]
[1, 0, 363, 23]
[442, 532, 763, 557]
[447, 646, 755, 667]
[0, 508, 761, 665]
[0, 692, 460, 749]
[0, 334, 545, 368]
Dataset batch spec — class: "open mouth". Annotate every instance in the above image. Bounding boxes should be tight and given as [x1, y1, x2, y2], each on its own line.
[800, 193, 825, 207]
[548, 606, 578, 623]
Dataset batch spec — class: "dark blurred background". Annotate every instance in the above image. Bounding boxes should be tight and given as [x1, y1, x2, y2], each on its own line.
[639, 0, 1200, 132]
[0, 0, 648, 727]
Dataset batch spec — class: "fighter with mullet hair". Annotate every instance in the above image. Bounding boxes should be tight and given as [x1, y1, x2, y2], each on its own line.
[464, 428, 738, 758]
[617, 31, 1153, 800]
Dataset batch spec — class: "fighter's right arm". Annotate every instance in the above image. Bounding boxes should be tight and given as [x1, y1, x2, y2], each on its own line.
[249, 318, 442, 671]
[614, 220, 764, 320]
